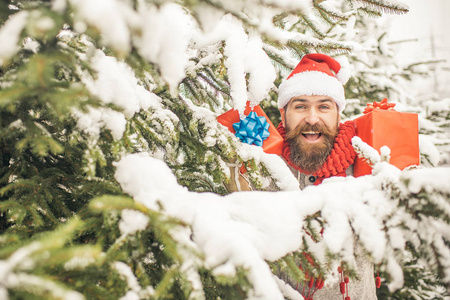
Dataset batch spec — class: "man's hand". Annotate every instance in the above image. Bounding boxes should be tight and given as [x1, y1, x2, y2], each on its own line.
[224, 165, 252, 192]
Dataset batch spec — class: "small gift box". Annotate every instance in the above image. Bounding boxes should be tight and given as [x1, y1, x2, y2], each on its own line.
[354, 108, 420, 177]
[217, 102, 283, 155]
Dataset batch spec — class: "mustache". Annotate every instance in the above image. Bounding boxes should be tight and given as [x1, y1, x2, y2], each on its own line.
[285, 122, 336, 141]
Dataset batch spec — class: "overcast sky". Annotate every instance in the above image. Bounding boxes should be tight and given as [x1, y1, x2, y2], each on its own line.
[387, 0, 450, 98]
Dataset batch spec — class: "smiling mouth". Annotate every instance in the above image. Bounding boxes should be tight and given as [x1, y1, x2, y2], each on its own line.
[302, 131, 322, 141]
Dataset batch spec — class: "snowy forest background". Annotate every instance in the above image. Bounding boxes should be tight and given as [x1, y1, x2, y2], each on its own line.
[0, 0, 449, 299]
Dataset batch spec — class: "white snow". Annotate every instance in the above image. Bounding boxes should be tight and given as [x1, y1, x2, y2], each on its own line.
[82, 51, 157, 118]
[194, 14, 278, 114]
[419, 134, 441, 166]
[0, 242, 84, 300]
[134, 3, 193, 91]
[69, 0, 131, 56]
[119, 291, 139, 300]
[73, 107, 126, 140]
[51, 0, 67, 13]
[113, 152, 447, 299]
[237, 144, 300, 191]
[112, 261, 155, 300]
[273, 275, 304, 300]
[261, 0, 310, 11]
[119, 209, 149, 236]
[352, 136, 381, 166]
[76, 50, 173, 140]
[245, 35, 277, 106]
[64, 256, 96, 271]
[0, 11, 29, 66]
[113, 261, 142, 293]
[399, 167, 450, 195]
[23, 37, 40, 53]
[216, 16, 249, 114]
[33, 14, 55, 33]
[387, 227, 405, 251]
[6, 273, 84, 300]
[1, 0, 449, 298]
[425, 98, 450, 115]
[386, 255, 404, 292]
[0, 288, 8, 300]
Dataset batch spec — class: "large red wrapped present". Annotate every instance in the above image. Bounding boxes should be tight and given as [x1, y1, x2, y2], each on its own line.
[217, 102, 283, 155]
[354, 108, 420, 177]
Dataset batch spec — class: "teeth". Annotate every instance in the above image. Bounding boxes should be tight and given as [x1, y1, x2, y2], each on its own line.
[302, 131, 319, 134]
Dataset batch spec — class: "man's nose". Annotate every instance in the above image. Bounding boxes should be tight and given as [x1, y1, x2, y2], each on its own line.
[305, 109, 319, 125]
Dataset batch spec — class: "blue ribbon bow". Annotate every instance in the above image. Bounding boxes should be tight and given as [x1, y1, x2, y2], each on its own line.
[232, 111, 270, 146]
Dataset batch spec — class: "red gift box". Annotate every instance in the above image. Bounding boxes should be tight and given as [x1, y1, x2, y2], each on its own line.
[354, 109, 420, 177]
[217, 102, 283, 155]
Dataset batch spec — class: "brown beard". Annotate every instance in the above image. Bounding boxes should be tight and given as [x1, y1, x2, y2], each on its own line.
[286, 122, 338, 173]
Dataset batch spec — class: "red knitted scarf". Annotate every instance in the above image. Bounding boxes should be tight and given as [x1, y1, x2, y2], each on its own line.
[277, 120, 357, 185]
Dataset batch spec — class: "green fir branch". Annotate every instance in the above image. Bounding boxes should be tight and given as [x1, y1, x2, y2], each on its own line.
[299, 12, 326, 39]
[263, 47, 294, 73]
[355, 0, 409, 15]
[357, 6, 383, 18]
[314, 2, 351, 25]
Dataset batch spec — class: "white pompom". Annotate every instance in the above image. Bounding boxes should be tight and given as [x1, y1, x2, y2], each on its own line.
[335, 56, 351, 85]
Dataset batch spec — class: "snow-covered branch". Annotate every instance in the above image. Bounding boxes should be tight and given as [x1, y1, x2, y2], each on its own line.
[114, 153, 450, 298]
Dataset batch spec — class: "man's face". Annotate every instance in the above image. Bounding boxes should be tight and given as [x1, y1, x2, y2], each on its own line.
[283, 95, 340, 172]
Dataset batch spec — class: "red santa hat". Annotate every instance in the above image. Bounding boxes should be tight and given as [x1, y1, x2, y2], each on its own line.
[278, 53, 350, 112]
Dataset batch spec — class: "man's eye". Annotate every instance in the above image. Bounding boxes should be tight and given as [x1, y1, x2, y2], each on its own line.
[319, 105, 330, 109]
[295, 105, 306, 109]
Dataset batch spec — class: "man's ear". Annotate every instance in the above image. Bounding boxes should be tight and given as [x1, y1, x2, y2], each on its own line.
[280, 108, 286, 127]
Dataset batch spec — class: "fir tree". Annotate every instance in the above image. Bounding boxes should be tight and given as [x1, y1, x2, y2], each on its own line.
[0, 0, 449, 299]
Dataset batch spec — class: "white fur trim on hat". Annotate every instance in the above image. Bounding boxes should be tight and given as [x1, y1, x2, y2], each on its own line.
[278, 71, 346, 112]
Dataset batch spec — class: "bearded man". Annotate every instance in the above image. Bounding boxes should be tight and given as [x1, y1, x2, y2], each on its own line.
[226, 53, 357, 191]
[274, 54, 377, 300]
[225, 53, 378, 300]
[275, 53, 357, 189]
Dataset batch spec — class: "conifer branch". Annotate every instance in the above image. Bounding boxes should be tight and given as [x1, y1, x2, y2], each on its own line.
[299, 13, 326, 39]
[356, 0, 409, 15]
[1, 0, 447, 299]
[263, 47, 293, 73]
[357, 7, 383, 17]
[287, 39, 352, 57]
[314, 2, 351, 24]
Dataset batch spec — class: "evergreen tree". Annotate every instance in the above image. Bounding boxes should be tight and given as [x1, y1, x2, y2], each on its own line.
[0, 0, 448, 299]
